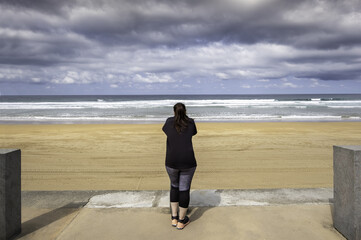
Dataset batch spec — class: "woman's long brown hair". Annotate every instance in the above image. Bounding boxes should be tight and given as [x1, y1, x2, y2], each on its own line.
[173, 103, 189, 133]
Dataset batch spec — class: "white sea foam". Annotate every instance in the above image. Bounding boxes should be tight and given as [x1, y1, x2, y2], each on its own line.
[1, 98, 361, 110]
[280, 115, 343, 120]
[328, 106, 361, 108]
[1, 114, 359, 123]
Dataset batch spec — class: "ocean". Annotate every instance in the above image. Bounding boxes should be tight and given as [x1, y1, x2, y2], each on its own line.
[1, 94, 361, 124]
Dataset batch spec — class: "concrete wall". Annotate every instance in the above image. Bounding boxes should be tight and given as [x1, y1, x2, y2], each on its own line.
[0, 149, 21, 240]
[333, 145, 361, 240]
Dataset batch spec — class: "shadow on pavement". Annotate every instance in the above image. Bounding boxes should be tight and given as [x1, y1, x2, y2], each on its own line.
[14, 202, 86, 239]
[189, 207, 213, 222]
[188, 190, 222, 223]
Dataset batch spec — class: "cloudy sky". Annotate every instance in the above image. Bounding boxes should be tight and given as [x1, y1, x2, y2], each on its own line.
[1, 0, 361, 95]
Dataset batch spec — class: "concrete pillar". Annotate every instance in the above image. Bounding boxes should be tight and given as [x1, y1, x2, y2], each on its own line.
[0, 149, 21, 240]
[333, 146, 361, 240]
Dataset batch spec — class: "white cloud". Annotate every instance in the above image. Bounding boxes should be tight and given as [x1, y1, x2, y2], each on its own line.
[133, 73, 175, 83]
[215, 72, 229, 80]
[31, 78, 42, 83]
[50, 71, 95, 84]
[282, 82, 299, 88]
[310, 79, 329, 88]
[62, 76, 75, 84]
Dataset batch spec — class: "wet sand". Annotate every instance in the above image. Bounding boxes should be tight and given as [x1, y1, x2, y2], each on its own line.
[1, 122, 360, 190]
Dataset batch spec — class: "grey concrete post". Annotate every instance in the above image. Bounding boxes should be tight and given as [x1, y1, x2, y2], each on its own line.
[0, 149, 21, 240]
[333, 146, 361, 240]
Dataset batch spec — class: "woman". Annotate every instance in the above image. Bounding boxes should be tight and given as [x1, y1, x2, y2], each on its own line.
[162, 102, 197, 230]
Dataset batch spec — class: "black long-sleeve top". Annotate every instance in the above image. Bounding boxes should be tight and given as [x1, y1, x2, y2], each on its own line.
[162, 116, 197, 169]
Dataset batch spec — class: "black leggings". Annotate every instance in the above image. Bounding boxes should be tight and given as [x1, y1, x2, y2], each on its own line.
[166, 166, 196, 208]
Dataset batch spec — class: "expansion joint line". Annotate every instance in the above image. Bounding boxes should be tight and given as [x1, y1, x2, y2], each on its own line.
[55, 209, 83, 240]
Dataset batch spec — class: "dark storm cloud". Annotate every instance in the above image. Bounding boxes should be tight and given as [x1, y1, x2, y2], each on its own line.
[0, 0, 361, 91]
[1, 0, 74, 16]
[73, 0, 361, 49]
[3, 0, 360, 48]
[297, 70, 361, 81]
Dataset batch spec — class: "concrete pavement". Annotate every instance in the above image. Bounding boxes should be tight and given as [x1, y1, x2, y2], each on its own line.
[14, 189, 345, 240]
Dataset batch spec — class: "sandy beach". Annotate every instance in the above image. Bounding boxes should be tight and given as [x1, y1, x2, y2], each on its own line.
[1, 122, 360, 190]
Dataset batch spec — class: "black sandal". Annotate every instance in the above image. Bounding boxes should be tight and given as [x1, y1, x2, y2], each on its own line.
[171, 215, 179, 227]
[177, 216, 190, 230]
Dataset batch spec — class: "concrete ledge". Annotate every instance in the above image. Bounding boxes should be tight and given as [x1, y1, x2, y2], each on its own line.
[83, 188, 333, 208]
[21, 188, 333, 209]
[22, 191, 120, 209]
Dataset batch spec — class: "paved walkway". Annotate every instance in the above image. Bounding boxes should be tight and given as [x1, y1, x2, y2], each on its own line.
[15, 189, 345, 240]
